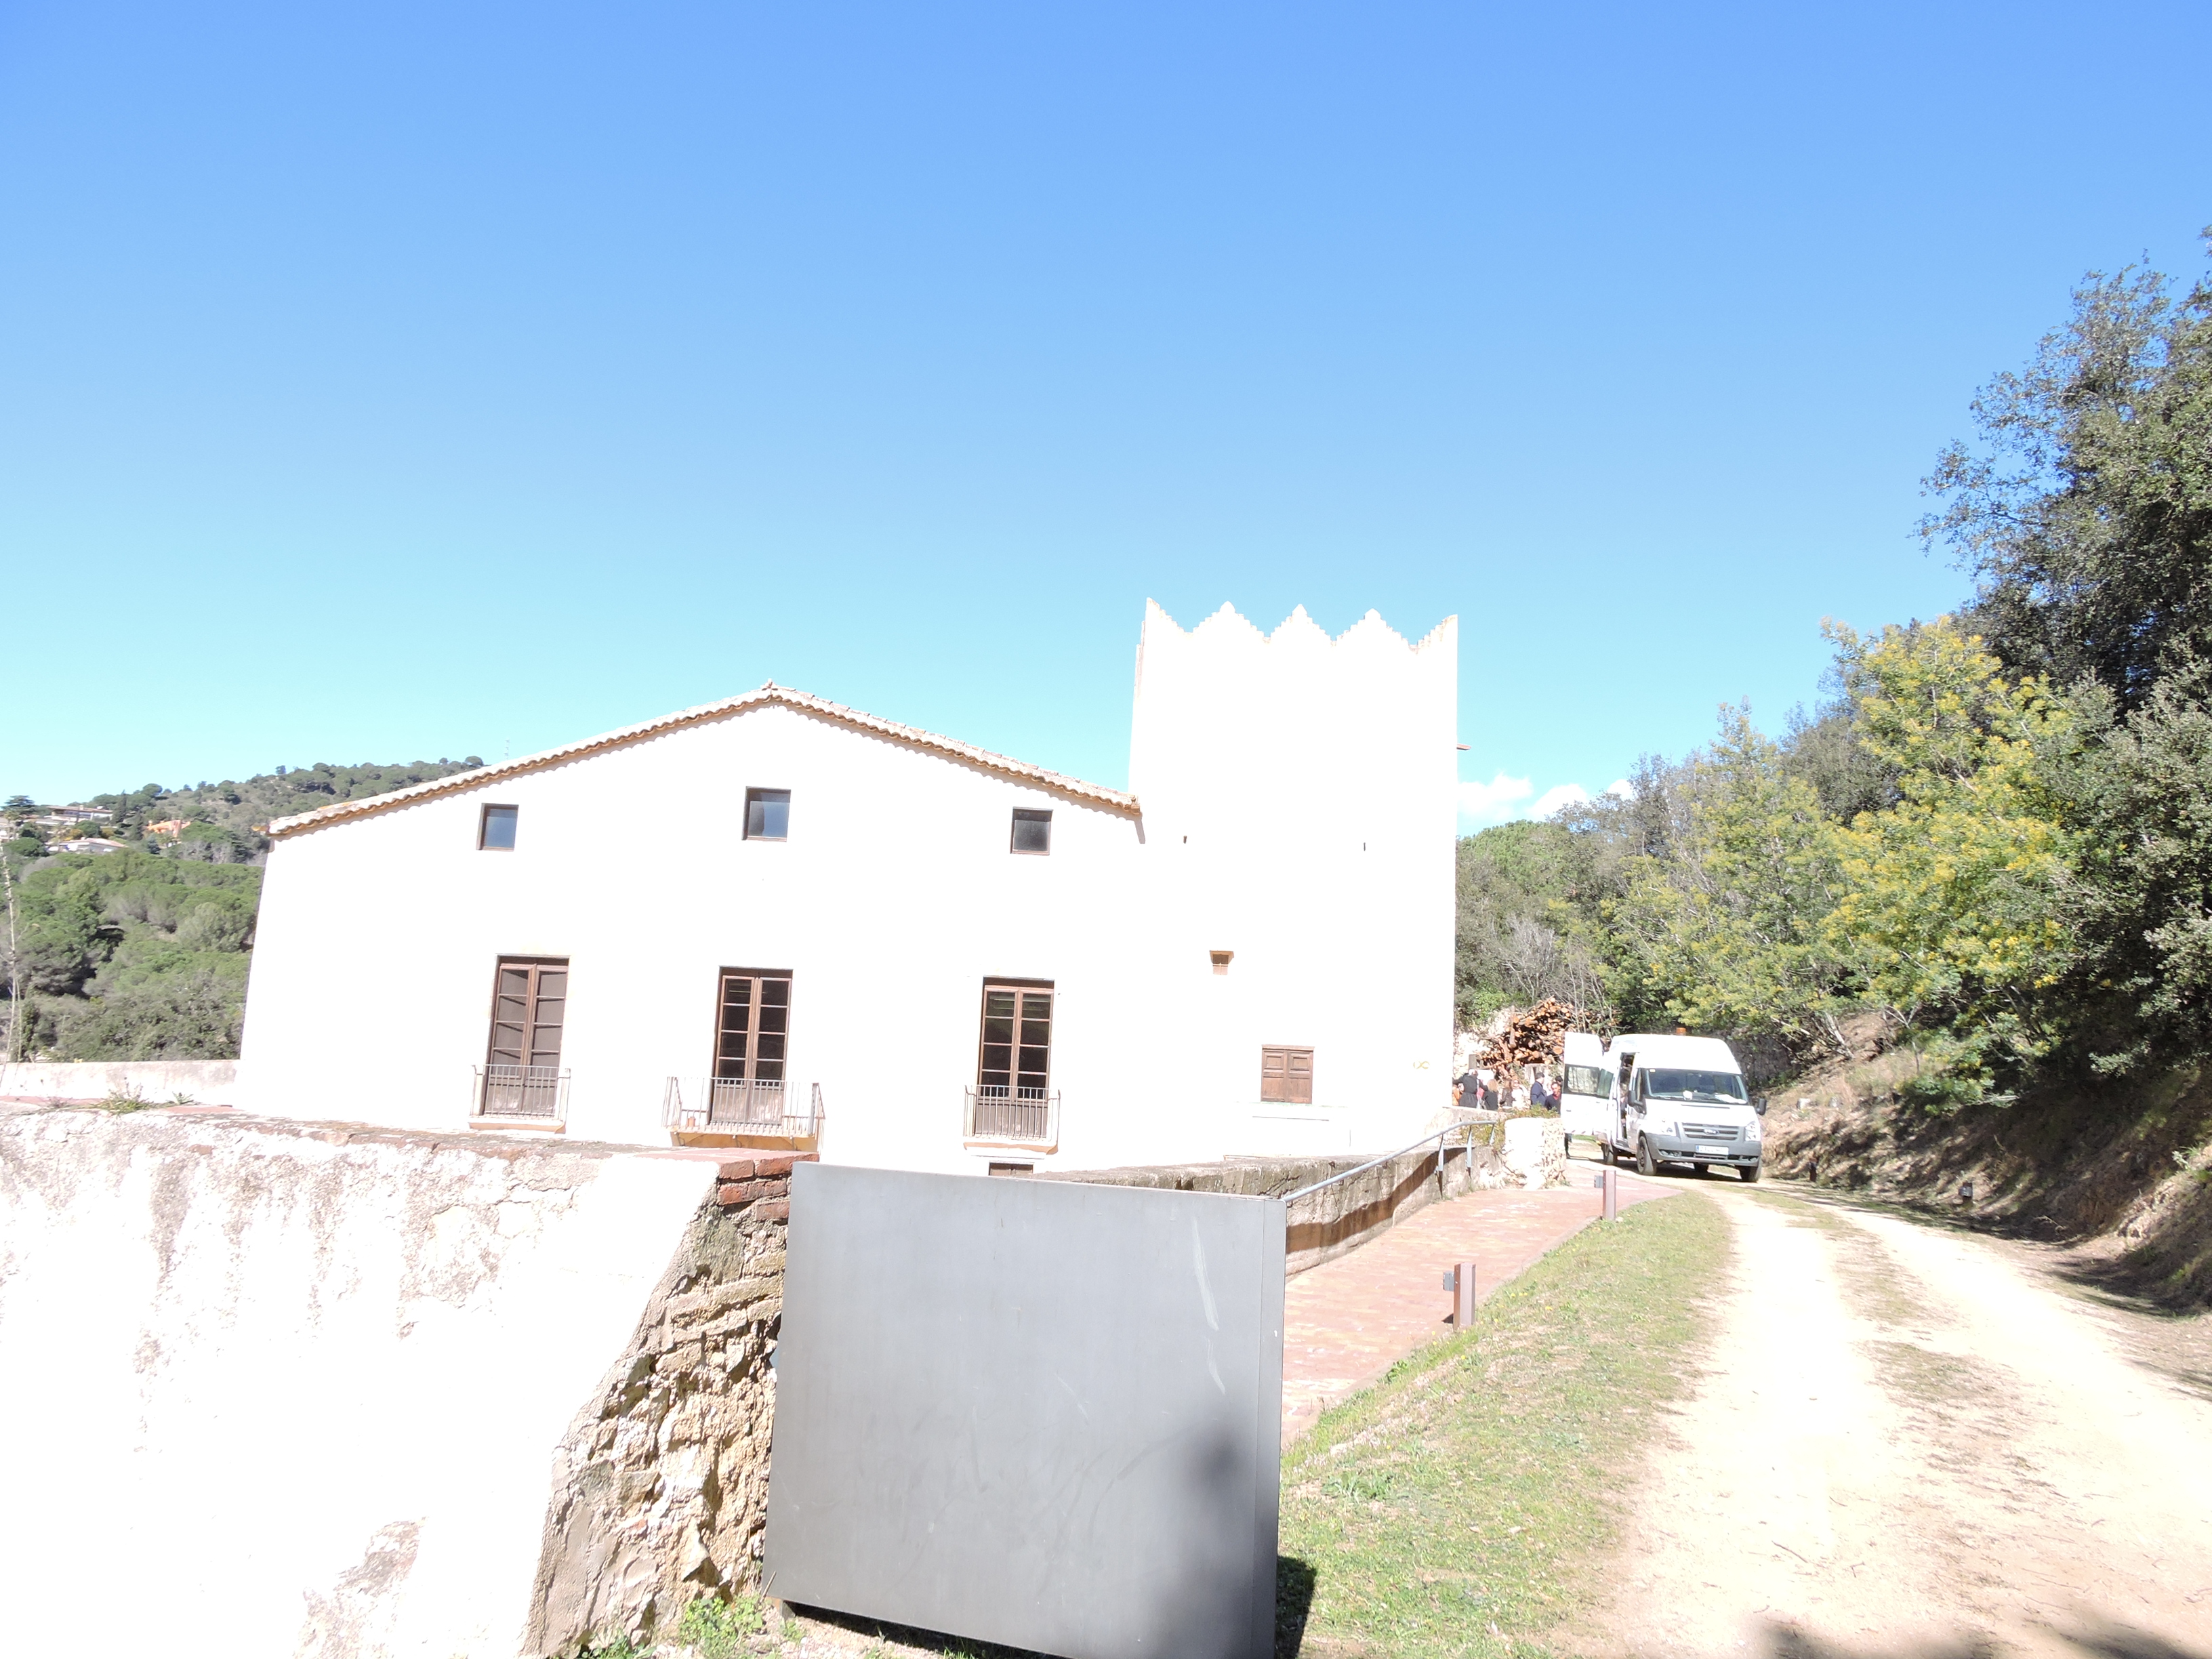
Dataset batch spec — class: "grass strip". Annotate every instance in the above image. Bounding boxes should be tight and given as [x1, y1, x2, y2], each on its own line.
[1278, 1190, 1727, 1659]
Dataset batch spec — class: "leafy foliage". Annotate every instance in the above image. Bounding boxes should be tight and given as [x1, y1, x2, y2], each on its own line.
[1927, 251, 2212, 708]
[3, 756, 480, 1060]
[674, 1593, 762, 1658]
[1823, 619, 2079, 1085]
[1603, 707, 1851, 1055]
[1448, 239, 2212, 1112]
[75, 757, 484, 860]
[5, 852, 259, 1059]
[1454, 821, 1603, 1022]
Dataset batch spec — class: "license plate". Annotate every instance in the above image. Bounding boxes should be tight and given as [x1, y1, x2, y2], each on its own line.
[1695, 1145, 1732, 1160]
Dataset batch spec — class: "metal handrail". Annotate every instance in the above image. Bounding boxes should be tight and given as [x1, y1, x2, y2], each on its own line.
[473, 1064, 570, 1120]
[1279, 1120, 1480, 1205]
[662, 1077, 822, 1136]
[963, 1084, 1060, 1147]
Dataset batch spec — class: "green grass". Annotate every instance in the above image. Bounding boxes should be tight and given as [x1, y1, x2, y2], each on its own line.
[1277, 1191, 1727, 1659]
[676, 1593, 765, 1657]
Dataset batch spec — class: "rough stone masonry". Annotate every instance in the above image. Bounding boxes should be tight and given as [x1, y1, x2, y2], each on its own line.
[0, 1102, 805, 1659]
[529, 1153, 808, 1652]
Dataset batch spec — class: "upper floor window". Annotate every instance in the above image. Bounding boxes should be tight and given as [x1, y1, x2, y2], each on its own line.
[1010, 808, 1052, 855]
[479, 804, 518, 851]
[716, 969, 792, 1082]
[745, 789, 791, 840]
[1261, 1046, 1313, 1104]
[978, 983, 1054, 1097]
[478, 957, 569, 1120]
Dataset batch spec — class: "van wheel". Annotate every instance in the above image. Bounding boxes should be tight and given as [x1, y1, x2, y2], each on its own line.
[1635, 1139, 1660, 1176]
[1741, 1161, 1763, 1184]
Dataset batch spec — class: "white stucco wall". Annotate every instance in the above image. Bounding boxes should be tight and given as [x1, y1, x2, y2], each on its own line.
[237, 603, 1458, 1172]
[1128, 602, 1461, 1149]
[0, 1106, 716, 1658]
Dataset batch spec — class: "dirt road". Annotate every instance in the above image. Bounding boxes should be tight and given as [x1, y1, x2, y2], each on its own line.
[1574, 1181, 2212, 1659]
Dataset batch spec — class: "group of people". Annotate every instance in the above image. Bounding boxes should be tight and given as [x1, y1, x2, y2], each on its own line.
[1452, 1069, 1557, 1113]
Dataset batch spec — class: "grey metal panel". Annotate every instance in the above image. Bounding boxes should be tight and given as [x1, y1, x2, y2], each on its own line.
[764, 1164, 1286, 1659]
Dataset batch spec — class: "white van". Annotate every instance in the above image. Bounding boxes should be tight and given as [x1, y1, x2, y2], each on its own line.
[1589, 1031, 1765, 1181]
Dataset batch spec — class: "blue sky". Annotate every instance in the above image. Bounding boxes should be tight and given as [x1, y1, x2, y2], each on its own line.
[3, 2, 2207, 828]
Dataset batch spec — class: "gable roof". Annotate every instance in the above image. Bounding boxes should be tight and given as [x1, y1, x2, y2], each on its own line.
[265, 683, 1140, 839]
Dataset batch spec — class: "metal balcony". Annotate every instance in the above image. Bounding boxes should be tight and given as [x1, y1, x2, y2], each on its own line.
[964, 1084, 1059, 1151]
[472, 1064, 569, 1124]
[663, 1076, 822, 1144]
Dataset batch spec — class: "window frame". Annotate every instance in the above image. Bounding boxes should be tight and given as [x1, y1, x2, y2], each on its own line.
[1009, 808, 1052, 855]
[478, 803, 519, 851]
[485, 956, 569, 1071]
[1563, 1063, 1614, 1099]
[743, 788, 792, 842]
[975, 979, 1055, 1095]
[1259, 1045, 1315, 1105]
[709, 966, 796, 1083]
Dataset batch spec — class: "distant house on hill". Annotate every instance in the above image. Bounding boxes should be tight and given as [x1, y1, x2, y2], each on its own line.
[237, 602, 1459, 1173]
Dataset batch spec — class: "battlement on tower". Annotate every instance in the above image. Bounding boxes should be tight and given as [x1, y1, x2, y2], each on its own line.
[1127, 600, 1458, 838]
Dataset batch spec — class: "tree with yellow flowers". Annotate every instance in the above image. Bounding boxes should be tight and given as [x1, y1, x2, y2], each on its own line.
[1820, 618, 2079, 1090]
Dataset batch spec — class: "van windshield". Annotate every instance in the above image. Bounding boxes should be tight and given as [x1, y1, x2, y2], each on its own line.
[1642, 1068, 1746, 1103]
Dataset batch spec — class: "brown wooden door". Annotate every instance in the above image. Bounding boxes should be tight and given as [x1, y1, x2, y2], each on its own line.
[1261, 1046, 1313, 1104]
[716, 970, 792, 1082]
[977, 984, 1052, 1094]
[489, 960, 567, 1070]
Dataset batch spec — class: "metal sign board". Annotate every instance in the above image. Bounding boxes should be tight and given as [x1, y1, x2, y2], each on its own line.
[764, 1163, 1286, 1659]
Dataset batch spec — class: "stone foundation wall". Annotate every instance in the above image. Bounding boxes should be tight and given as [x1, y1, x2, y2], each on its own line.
[529, 1153, 812, 1655]
[0, 1102, 796, 1659]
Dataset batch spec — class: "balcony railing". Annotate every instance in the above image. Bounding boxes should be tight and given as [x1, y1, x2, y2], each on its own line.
[473, 1064, 569, 1123]
[964, 1084, 1059, 1149]
[662, 1076, 822, 1141]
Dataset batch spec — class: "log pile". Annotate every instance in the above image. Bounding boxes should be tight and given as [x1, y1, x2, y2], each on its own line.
[1476, 999, 1584, 1067]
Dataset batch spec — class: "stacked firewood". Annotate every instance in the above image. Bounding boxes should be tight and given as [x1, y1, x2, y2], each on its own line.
[1476, 999, 1584, 1067]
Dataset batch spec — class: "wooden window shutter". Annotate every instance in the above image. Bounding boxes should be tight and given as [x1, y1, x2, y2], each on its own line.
[1261, 1046, 1313, 1104]
[487, 958, 569, 1071]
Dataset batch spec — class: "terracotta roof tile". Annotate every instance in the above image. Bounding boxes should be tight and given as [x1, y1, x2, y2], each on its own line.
[266, 683, 1139, 838]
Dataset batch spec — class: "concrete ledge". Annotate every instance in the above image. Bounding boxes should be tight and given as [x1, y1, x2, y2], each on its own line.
[0, 1058, 241, 1105]
[0, 1101, 777, 1658]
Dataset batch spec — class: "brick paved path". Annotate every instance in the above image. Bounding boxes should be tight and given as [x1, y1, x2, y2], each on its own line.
[1281, 1160, 1674, 1443]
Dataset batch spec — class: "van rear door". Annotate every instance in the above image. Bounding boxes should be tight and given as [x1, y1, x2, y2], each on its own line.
[1560, 1031, 1610, 1139]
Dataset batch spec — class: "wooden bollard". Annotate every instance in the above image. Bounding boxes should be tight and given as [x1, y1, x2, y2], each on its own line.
[1441, 1261, 1477, 1327]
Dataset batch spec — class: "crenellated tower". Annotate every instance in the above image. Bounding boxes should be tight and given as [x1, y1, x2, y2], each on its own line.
[1127, 600, 1460, 1140]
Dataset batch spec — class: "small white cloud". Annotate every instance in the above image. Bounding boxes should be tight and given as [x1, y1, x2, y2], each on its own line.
[1458, 773, 1534, 827]
[1528, 783, 1591, 819]
[1459, 773, 1630, 830]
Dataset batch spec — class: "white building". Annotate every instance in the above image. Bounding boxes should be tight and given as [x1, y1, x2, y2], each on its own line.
[236, 601, 1458, 1173]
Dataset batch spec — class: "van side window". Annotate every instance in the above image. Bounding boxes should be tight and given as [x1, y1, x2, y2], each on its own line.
[1565, 1063, 1609, 1097]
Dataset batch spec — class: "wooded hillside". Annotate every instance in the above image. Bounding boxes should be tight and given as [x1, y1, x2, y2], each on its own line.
[3, 758, 479, 1061]
[1458, 241, 2212, 1115]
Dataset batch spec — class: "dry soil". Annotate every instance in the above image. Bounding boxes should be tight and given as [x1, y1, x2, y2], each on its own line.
[1571, 1180, 2212, 1659]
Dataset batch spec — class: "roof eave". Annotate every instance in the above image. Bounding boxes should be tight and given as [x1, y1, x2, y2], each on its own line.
[265, 685, 1139, 839]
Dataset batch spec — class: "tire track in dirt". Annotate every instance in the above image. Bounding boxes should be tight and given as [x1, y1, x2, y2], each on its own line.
[1567, 1183, 2212, 1658]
